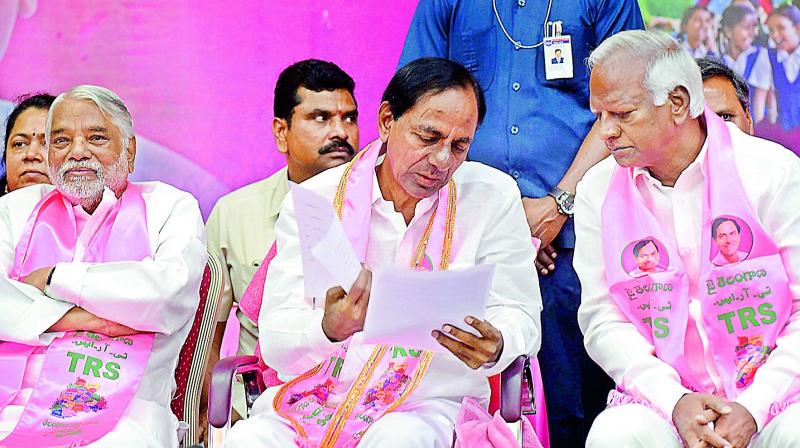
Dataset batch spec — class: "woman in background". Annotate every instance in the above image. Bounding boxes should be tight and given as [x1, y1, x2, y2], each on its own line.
[720, 4, 774, 122]
[1, 93, 55, 195]
[766, 5, 800, 131]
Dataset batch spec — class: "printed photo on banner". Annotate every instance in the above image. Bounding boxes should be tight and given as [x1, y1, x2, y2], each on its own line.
[620, 237, 672, 278]
[710, 215, 754, 266]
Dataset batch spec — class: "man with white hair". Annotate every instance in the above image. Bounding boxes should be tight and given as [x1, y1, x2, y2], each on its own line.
[575, 30, 800, 447]
[0, 85, 206, 447]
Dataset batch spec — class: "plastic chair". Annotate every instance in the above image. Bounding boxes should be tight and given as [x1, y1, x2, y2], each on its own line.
[171, 250, 225, 447]
[208, 354, 547, 447]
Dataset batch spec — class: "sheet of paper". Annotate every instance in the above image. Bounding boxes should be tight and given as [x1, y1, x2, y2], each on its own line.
[362, 264, 495, 351]
[291, 183, 361, 298]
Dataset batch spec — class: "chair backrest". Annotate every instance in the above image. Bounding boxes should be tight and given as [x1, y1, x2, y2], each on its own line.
[171, 250, 224, 446]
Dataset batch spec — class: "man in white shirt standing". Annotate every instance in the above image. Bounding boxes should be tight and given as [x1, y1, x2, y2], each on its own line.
[0, 85, 206, 447]
[575, 30, 800, 448]
[223, 57, 541, 447]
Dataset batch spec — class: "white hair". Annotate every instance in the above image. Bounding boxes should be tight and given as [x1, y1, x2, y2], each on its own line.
[45, 85, 135, 150]
[587, 30, 704, 118]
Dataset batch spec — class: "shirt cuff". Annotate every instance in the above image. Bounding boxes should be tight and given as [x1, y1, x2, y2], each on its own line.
[481, 322, 525, 377]
[47, 262, 91, 307]
[735, 383, 773, 431]
[29, 295, 75, 345]
[306, 310, 340, 355]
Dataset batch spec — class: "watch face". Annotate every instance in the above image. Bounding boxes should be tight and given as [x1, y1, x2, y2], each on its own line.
[558, 192, 575, 214]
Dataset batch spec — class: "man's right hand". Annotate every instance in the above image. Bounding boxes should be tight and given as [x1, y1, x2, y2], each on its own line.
[521, 197, 567, 276]
[48, 307, 139, 337]
[321, 267, 372, 342]
[672, 393, 733, 448]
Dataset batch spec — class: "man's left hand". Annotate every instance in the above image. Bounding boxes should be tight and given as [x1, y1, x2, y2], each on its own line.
[711, 402, 757, 448]
[521, 197, 567, 276]
[432, 316, 503, 369]
[22, 266, 54, 292]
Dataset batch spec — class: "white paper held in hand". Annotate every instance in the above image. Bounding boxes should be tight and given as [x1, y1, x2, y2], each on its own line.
[290, 183, 362, 297]
[362, 264, 495, 352]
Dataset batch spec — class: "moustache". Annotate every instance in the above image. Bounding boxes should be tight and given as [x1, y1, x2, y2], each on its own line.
[57, 160, 102, 177]
[318, 140, 355, 156]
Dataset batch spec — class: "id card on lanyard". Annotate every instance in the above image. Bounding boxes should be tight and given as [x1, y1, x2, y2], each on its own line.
[544, 21, 573, 80]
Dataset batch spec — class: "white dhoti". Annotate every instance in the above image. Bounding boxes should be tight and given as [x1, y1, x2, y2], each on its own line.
[82, 399, 179, 448]
[586, 403, 800, 448]
[0, 399, 178, 448]
[223, 387, 460, 448]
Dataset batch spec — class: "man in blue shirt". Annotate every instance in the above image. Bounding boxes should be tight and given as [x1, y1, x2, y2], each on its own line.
[398, 1, 644, 445]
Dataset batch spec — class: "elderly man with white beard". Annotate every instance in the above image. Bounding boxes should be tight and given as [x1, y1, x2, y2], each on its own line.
[0, 85, 206, 447]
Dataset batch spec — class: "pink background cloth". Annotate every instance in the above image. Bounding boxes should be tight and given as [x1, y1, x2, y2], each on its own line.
[0, 1, 418, 217]
[0, 2, 797, 218]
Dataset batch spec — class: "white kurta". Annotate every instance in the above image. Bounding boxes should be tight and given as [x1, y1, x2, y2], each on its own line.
[575, 122, 800, 431]
[226, 161, 541, 446]
[0, 182, 207, 447]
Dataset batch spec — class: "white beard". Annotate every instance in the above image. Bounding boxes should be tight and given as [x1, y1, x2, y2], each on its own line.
[50, 149, 129, 210]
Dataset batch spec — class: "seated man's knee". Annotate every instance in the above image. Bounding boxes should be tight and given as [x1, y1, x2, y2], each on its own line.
[359, 413, 442, 447]
[586, 405, 676, 448]
[756, 404, 800, 446]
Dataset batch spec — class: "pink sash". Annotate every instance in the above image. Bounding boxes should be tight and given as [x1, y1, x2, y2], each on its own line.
[601, 108, 796, 422]
[239, 243, 282, 388]
[0, 184, 156, 447]
[272, 140, 456, 447]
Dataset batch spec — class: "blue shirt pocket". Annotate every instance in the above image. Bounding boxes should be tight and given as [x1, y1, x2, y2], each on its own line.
[450, 24, 497, 91]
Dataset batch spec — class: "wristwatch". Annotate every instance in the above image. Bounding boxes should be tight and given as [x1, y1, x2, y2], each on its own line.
[43, 267, 55, 297]
[547, 186, 575, 217]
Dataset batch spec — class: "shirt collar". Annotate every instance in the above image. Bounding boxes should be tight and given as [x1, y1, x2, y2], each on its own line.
[270, 166, 290, 219]
[71, 187, 120, 216]
[777, 45, 800, 64]
[372, 160, 440, 222]
[632, 137, 709, 189]
[723, 46, 757, 64]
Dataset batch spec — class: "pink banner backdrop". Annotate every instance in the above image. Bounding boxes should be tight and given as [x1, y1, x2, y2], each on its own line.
[0, 1, 418, 216]
[1, 1, 796, 216]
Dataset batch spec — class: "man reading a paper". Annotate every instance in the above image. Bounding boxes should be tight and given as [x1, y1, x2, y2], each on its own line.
[224, 57, 542, 447]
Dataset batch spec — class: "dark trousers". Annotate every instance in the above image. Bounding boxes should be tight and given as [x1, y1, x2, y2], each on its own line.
[537, 249, 614, 447]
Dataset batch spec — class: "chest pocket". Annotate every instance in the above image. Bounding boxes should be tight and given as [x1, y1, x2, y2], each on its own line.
[449, 15, 497, 91]
[232, 261, 261, 301]
[536, 21, 591, 96]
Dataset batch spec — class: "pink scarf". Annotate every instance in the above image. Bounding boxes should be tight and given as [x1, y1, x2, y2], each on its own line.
[0, 184, 156, 447]
[272, 139, 456, 447]
[601, 108, 796, 423]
